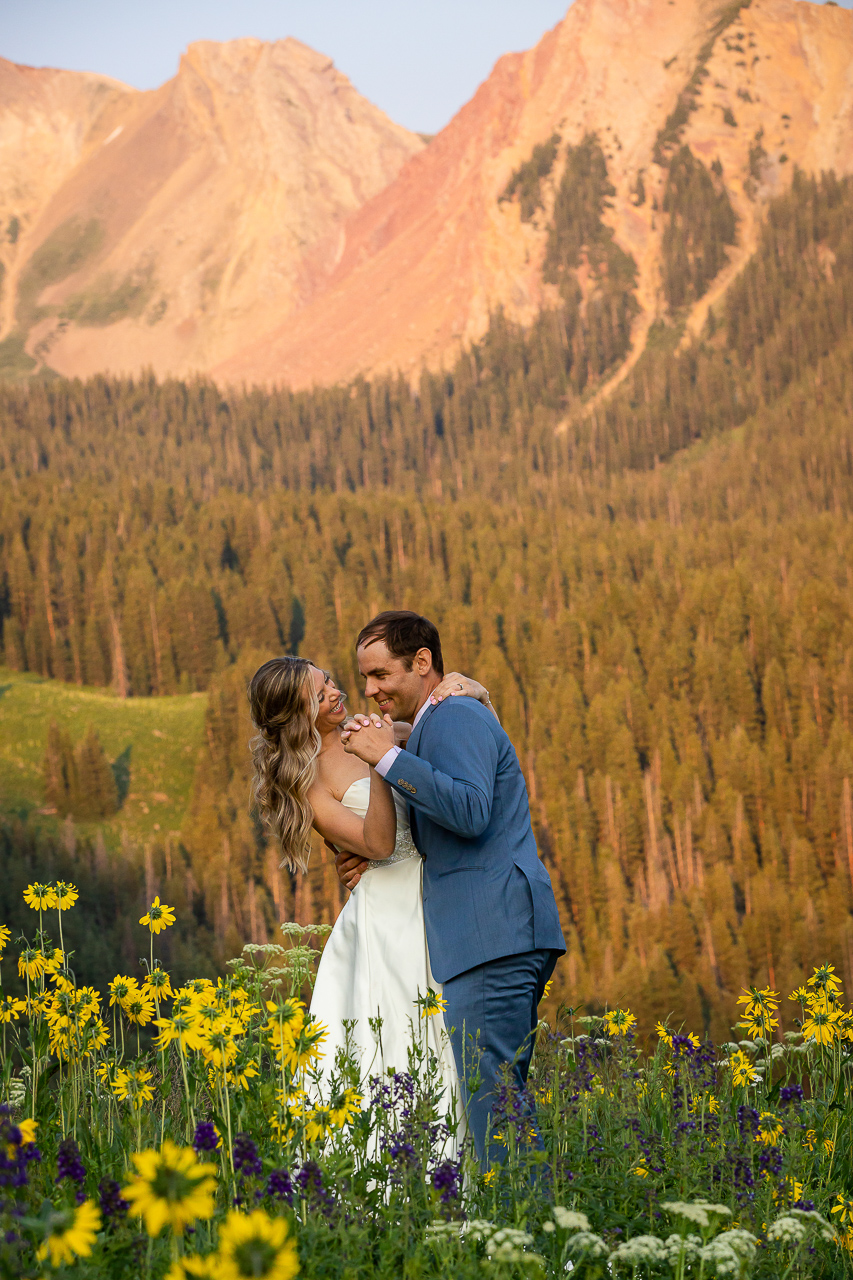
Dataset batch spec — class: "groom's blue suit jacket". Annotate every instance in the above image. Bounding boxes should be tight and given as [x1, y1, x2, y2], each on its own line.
[386, 696, 565, 983]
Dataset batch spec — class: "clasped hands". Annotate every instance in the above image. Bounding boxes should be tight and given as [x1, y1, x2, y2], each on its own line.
[340, 711, 397, 766]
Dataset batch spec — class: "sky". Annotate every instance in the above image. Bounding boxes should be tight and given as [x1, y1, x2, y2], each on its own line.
[1, 0, 575, 136]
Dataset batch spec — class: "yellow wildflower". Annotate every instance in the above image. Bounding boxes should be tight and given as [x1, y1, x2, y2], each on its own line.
[0, 924, 11, 954]
[23, 882, 57, 911]
[419, 989, 447, 1019]
[123, 1140, 217, 1236]
[832, 1195, 853, 1226]
[214, 1208, 299, 1280]
[37, 1200, 101, 1268]
[139, 897, 176, 934]
[54, 881, 79, 911]
[728, 1049, 760, 1087]
[755, 1112, 784, 1145]
[604, 1009, 637, 1037]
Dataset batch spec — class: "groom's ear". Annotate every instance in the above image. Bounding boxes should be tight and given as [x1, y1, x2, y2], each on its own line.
[413, 646, 434, 675]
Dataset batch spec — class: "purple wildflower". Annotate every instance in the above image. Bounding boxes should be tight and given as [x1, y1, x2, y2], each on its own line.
[193, 1121, 220, 1154]
[266, 1168, 294, 1205]
[55, 1137, 86, 1188]
[98, 1178, 129, 1221]
[233, 1133, 263, 1178]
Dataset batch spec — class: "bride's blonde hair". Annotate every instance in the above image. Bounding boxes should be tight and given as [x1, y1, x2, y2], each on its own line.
[248, 656, 321, 873]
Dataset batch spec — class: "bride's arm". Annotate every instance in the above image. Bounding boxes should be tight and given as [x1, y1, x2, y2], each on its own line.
[309, 770, 398, 862]
[430, 671, 500, 723]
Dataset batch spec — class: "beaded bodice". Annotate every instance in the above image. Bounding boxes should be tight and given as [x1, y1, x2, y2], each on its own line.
[339, 776, 420, 869]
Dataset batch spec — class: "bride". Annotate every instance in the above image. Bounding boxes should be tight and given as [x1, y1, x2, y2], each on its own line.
[247, 655, 493, 1123]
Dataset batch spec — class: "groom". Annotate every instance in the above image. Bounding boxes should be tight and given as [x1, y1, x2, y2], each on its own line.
[337, 609, 565, 1165]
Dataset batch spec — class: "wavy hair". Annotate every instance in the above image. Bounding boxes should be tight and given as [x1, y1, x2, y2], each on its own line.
[247, 656, 321, 873]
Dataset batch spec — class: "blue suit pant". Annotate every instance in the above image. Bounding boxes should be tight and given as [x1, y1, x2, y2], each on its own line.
[442, 947, 559, 1166]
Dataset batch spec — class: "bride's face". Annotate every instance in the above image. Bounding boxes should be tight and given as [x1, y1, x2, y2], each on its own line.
[309, 666, 347, 733]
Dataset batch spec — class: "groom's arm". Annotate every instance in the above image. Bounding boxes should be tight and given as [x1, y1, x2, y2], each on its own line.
[349, 701, 498, 837]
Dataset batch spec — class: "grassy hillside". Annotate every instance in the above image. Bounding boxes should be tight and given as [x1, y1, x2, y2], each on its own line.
[0, 667, 206, 843]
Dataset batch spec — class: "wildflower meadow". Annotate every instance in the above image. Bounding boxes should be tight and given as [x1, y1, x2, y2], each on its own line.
[0, 884, 851, 1278]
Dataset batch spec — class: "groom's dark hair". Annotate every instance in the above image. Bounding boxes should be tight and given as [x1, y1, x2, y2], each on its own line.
[356, 610, 444, 677]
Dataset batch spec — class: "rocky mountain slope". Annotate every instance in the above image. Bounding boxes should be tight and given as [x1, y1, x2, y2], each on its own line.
[0, 40, 422, 379]
[2, 0, 852, 388]
[217, 0, 853, 388]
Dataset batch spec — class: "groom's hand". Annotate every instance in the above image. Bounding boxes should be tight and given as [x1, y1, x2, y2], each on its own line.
[341, 712, 396, 766]
[331, 846, 369, 890]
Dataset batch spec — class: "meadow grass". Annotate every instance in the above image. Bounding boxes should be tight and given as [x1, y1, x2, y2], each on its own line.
[0, 667, 206, 846]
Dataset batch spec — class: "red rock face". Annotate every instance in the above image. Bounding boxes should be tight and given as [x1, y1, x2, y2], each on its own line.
[215, 0, 853, 390]
[3, 0, 853, 388]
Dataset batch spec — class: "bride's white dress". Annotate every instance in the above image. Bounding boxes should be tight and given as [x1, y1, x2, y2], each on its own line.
[310, 776, 461, 1130]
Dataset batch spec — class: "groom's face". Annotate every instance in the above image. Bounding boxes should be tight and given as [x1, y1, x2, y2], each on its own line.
[356, 638, 431, 723]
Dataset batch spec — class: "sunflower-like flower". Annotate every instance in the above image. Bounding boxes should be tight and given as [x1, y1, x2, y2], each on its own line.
[54, 881, 79, 911]
[736, 986, 780, 1018]
[18, 947, 47, 982]
[42, 947, 65, 974]
[328, 1087, 362, 1127]
[803, 1129, 834, 1155]
[226, 1061, 261, 1092]
[0, 995, 27, 1023]
[728, 1048, 760, 1088]
[109, 975, 139, 1006]
[154, 1011, 205, 1054]
[418, 988, 447, 1019]
[265, 999, 306, 1056]
[0, 924, 11, 954]
[37, 1200, 101, 1268]
[275, 1020, 328, 1073]
[808, 964, 842, 995]
[788, 986, 809, 1004]
[604, 1008, 637, 1037]
[303, 1104, 333, 1144]
[113, 1066, 156, 1110]
[123, 990, 156, 1027]
[139, 897, 176, 935]
[802, 1004, 842, 1045]
[739, 1009, 778, 1040]
[23, 882, 57, 911]
[755, 1111, 784, 1145]
[655, 1021, 673, 1048]
[213, 1208, 299, 1280]
[123, 1140, 218, 1236]
[144, 967, 174, 1002]
[832, 1195, 853, 1226]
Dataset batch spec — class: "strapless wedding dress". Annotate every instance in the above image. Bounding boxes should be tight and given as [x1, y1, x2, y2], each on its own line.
[310, 776, 461, 1132]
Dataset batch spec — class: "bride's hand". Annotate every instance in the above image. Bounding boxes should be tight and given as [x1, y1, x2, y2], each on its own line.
[430, 672, 492, 709]
[341, 712, 396, 766]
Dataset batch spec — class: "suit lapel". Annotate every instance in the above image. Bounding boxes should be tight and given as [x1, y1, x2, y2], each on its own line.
[406, 699, 437, 757]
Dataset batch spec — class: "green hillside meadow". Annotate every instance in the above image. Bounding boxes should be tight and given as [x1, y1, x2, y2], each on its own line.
[0, 666, 206, 843]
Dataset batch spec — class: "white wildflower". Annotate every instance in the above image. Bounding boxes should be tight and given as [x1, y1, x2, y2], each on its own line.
[425, 1220, 463, 1240]
[767, 1217, 807, 1244]
[565, 1231, 610, 1259]
[662, 1233, 702, 1264]
[698, 1240, 741, 1276]
[787, 1209, 834, 1242]
[542, 1221, 556, 1234]
[662, 1200, 732, 1229]
[715, 1229, 758, 1258]
[464, 1219, 498, 1242]
[609, 1235, 667, 1268]
[552, 1208, 590, 1232]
